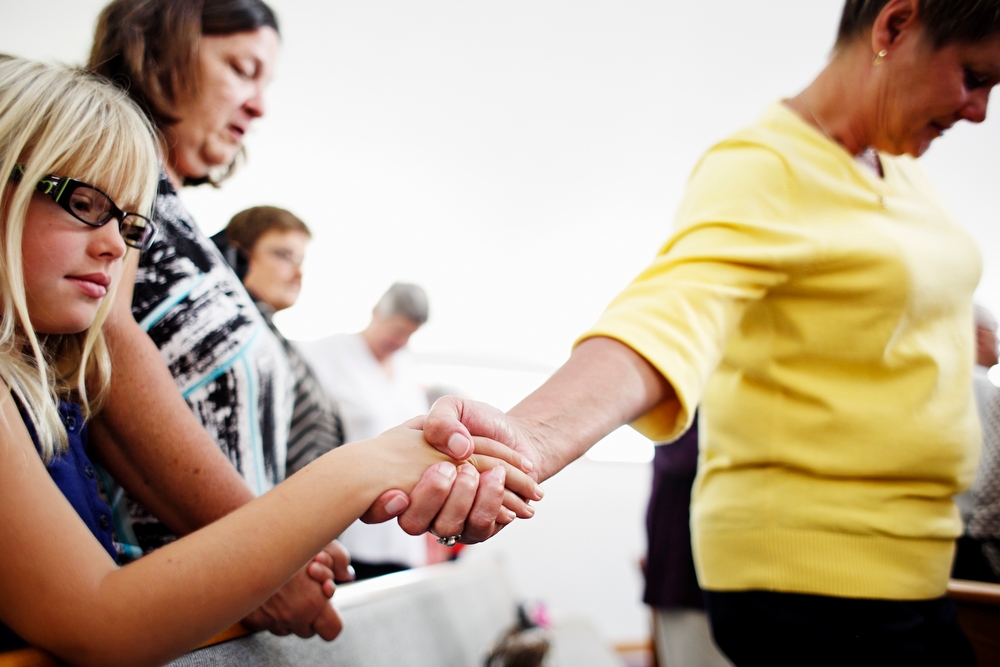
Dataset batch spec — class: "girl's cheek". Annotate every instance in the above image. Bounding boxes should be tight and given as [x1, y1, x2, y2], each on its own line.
[110, 256, 125, 278]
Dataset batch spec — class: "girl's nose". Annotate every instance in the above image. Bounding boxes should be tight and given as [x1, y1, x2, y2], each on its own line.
[92, 219, 128, 261]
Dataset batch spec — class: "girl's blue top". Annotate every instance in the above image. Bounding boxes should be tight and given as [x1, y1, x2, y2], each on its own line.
[0, 398, 118, 651]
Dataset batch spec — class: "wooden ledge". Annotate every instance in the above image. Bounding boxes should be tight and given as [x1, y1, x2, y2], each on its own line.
[947, 578, 1000, 605]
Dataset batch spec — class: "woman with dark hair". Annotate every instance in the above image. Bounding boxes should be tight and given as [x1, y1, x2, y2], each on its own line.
[89, 0, 287, 548]
[422, 0, 1000, 664]
[85, 0, 346, 639]
[0, 54, 532, 667]
[84, 0, 538, 642]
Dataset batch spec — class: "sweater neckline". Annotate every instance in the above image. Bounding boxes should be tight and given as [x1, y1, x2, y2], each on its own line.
[770, 101, 896, 207]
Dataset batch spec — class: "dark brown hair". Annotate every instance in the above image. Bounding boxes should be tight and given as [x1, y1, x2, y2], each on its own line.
[837, 0, 1000, 47]
[225, 205, 311, 253]
[88, 0, 278, 184]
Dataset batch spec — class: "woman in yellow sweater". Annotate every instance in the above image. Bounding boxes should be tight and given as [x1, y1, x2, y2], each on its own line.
[420, 1, 1000, 664]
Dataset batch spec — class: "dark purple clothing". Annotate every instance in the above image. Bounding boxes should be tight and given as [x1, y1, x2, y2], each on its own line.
[643, 419, 703, 609]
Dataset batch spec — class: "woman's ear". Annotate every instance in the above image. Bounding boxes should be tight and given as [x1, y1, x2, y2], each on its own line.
[871, 0, 921, 55]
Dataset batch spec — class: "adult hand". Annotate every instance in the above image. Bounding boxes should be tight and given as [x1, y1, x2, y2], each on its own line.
[423, 396, 546, 478]
[416, 338, 674, 543]
[306, 540, 354, 587]
[419, 397, 547, 542]
[241, 541, 348, 640]
[360, 416, 542, 544]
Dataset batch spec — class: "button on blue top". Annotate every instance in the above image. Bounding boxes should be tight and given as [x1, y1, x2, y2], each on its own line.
[19, 399, 118, 562]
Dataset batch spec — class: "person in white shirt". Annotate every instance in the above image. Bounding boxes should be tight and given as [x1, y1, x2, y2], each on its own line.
[954, 305, 1000, 581]
[299, 283, 431, 579]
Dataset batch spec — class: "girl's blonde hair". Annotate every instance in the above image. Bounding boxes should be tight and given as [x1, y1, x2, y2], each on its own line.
[0, 55, 159, 461]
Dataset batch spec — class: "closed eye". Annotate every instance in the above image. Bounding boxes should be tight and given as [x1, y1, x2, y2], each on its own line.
[965, 68, 993, 91]
[231, 60, 255, 79]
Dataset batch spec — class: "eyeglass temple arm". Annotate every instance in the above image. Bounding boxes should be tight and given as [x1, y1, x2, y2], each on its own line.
[9, 166, 70, 202]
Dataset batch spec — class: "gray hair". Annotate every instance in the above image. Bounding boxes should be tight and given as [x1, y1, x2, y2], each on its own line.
[375, 282, 429, 325]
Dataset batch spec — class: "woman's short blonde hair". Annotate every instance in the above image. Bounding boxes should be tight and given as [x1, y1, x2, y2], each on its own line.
[0, 54, 159, 461]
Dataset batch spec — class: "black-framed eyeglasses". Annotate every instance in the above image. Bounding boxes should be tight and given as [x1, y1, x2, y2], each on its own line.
[9, 165, 156, 250]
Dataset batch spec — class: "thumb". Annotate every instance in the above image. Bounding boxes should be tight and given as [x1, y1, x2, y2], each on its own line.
[424, 395, 476, 459]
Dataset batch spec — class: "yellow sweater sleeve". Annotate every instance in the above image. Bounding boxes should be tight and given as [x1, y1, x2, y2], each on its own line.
[578, 142, 814, 442]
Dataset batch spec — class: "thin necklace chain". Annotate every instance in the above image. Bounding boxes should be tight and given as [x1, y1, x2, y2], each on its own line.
[798, 95, 886, 207]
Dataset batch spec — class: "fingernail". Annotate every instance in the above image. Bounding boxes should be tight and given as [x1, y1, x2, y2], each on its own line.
[346, 565, 356, 581]
[523, 504, 535, 517]
[505, 508, 517, 521]
[436, 462, 458, 481]
[521, 457, 533, 472]
[447, 433, 471, 459]
[534, 484, 545, 500]
[384, 495, 409, 516]
[492, 466, 506, 484]
[459, 463, 477, 477]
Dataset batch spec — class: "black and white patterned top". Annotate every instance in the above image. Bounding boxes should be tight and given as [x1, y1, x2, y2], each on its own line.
[254, 300, 345, 474]
[120, 174, 293, 552]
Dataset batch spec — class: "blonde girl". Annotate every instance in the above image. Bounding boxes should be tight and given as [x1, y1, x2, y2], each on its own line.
[0, 55, 517, 667]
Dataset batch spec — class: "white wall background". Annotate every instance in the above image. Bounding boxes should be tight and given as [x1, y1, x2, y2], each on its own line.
[4, 0, 999, 644]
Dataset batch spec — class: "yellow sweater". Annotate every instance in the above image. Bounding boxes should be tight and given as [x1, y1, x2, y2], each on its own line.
[582, 103, 982, 599]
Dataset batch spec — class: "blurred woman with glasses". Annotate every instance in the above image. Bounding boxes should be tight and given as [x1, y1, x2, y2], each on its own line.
[212, 206, 345, 474]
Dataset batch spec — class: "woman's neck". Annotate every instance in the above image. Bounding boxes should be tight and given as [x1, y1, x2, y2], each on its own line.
[158, 134, 185, 190]
[786, 46, 878, 158]
[162, 161, 184, 191]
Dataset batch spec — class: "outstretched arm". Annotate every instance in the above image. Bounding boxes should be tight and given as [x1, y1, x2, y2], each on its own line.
[89, 254, 347, 639]
[418, 336, 675, 541]
[0, 399, 465, 667]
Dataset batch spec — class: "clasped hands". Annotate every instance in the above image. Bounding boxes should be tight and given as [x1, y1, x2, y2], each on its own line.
[363, 397, 545, 544]
[256, 396, 540, 641]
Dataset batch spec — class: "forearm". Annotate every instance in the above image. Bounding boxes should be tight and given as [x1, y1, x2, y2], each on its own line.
[508, 336, 674, 480]
[44, 437, 444, 667]
[90, 312, 255, 534]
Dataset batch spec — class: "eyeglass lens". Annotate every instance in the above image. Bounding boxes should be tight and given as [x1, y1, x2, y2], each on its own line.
[67, 185, 152, 249]
[120, 214, 152, 247]
[67, 186, 113, 224]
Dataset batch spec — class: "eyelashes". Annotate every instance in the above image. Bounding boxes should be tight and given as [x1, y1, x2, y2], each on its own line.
[964, 68, 992, 90]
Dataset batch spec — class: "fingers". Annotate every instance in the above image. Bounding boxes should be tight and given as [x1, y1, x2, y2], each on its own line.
[323, 540, 355, 583]
[307, 560, 334, 591]
[469, 435, 536, 478]
[427, 463, 479, 538]
[247, 566, 334, 638]
[469, 447, 543, 506]
[502, 488, 535, 521]
[396, 461, 459, 536]
[311, 605, 344, 642]
[423, 396, 476, 459]
[241, 608, 277, 634]
[311, 550, 333, 570]
[456, 466, 507, 544]
[360, 489, 411, 524]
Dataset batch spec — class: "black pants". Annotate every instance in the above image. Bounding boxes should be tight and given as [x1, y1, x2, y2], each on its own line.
[704, 590, 976, 667]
